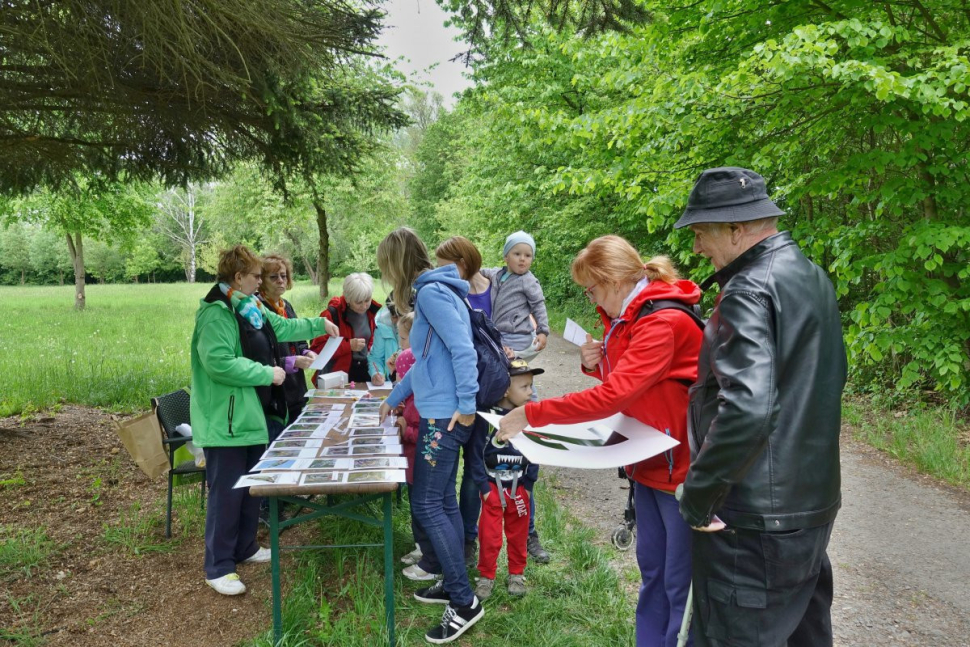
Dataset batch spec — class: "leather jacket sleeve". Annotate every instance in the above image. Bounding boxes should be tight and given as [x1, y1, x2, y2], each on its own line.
[680, 290, 780, 527]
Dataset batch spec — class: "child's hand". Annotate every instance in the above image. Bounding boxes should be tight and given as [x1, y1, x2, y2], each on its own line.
[503, 345, 516, 360]
[371, 372, 385, 386]
[534, 333, 547, 351]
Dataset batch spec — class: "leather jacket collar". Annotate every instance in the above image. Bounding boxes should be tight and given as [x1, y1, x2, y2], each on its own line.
[700, 231, 795, 291]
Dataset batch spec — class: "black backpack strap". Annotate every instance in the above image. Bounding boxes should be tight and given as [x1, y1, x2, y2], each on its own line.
[636, 299, 706, 331]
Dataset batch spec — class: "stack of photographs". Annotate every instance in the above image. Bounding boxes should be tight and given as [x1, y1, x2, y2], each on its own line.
[233, 392, 406, 489]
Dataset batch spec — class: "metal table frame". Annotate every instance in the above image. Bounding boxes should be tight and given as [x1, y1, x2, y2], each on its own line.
[261, 489, 396, 646]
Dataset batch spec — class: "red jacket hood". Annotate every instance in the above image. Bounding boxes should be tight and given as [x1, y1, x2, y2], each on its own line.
[595, 279, 702, 327]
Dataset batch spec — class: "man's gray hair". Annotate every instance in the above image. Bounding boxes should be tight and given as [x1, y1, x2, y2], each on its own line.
[343, 272, 374, 304]
[738, 216, 779, 234]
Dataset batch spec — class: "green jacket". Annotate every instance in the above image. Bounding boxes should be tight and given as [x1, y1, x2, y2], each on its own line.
[190, 290, 328, 448]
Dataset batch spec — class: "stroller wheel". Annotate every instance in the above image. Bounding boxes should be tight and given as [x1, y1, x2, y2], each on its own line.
[611, 525, 635, 551]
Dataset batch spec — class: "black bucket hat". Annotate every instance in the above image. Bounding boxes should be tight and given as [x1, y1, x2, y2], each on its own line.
[674, 167, 784, 229]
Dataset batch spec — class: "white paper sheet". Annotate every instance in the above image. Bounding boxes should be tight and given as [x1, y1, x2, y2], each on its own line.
[367, 381, 394, 391]
[477, 411, 678, 469]
[563, 318, 590, 346]
[308, 336, 343, 371]
[233, 472, 300, 488]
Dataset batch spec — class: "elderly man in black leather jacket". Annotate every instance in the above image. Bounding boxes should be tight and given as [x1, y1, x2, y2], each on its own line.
[675, 167, 847, 647]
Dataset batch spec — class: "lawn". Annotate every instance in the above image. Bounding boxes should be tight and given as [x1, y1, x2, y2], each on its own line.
[0, 280, 383, 417]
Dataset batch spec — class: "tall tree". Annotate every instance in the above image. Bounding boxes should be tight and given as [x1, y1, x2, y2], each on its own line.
[7, 181, 153, 308]
[155, 184, 211, 283]
[0, 0, 405, 195]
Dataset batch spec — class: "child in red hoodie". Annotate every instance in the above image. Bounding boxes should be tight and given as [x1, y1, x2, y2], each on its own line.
[394, 312, 423, 568]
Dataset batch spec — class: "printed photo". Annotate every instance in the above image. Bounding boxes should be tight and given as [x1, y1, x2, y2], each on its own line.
[322, 446, 351, 456]
[307, 459, 339, 470]
[349, 426, 392, 437]
[253, 459, 297, 471]
[301, 472, 340, 485]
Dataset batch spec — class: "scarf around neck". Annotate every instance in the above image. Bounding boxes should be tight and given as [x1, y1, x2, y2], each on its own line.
[220, 282, 264, 329]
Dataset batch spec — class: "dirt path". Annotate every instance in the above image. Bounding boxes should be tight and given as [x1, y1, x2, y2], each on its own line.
[530, 333, 970, 647]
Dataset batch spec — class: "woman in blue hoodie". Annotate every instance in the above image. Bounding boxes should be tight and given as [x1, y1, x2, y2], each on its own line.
[377, 227, 485, 645]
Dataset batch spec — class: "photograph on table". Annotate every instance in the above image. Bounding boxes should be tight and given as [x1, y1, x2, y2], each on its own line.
[234, 471, 301, 488]
[349, 426, 399, 437]
[352, 457, 409, 470]
[261, 448, 320, 460]
[321, 446, 351, 456]
[350, 444, 403, 456]
[344, 469, 407, 484]
[253, 458, 317, 471]
[349, 436, 394, 446]
[270, 438, 324, 450]
[349, 413, 381, 428]
[306, 458, 340, 470]
[300, 472, 341, 485]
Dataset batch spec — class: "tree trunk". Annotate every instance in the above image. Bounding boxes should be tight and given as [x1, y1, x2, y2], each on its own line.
[65, 231, 85, 310]
[284, 229, 317, 284]
[314, 199, 330, 299]
[20, 268, 25, 285]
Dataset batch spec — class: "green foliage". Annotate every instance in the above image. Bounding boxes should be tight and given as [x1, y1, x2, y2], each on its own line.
[429, 0, 970, 405]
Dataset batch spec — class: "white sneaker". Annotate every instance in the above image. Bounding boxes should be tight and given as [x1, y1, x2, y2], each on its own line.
[206, 573, 246, 596]
[242, 547, 272, 564]
[403, 563, 439, 581]
[400, 544, 423, 565]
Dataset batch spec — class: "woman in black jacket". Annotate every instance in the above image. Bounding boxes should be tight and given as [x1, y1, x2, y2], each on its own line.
[257, 254, 317, 432]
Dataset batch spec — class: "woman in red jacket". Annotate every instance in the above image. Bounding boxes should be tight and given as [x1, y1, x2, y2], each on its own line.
[310, 272, 382, 386]
[499, 235, 703, 647]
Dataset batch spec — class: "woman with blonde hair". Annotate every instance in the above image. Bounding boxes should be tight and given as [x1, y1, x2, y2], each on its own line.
[376, 227, 485, 644]
[498, 235, 704, 647]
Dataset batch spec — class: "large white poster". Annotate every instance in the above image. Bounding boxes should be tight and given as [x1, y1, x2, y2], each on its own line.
[477, 411, 679, 469]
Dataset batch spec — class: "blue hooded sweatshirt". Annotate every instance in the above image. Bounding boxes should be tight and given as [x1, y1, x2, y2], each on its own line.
[385, 265, 479, 418]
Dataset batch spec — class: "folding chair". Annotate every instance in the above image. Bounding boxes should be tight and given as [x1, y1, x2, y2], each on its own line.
[152, 388, 206, 538]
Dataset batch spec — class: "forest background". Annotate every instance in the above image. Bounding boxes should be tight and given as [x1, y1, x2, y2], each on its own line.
[2, 0, 969, 411]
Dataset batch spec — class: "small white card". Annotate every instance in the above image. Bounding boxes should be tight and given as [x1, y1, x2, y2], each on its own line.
[564, 318, 590, 346]
[233, 472, 300, 489]
[308, 336, 342, 371]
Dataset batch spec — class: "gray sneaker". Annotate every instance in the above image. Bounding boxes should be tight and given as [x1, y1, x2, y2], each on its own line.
[475, 577, 494, 600]
[507, 574, 527, 596]
[527, 534, 550, 564]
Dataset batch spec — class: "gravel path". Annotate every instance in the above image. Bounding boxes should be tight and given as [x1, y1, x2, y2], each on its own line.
[530, 333, 970, 647]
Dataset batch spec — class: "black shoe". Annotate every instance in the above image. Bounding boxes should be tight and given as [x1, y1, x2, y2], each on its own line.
[527, 533, 550, 564]
[463, 541, 477, 567]
[425, 597, 484, 644]
[414, 579, 450, 604]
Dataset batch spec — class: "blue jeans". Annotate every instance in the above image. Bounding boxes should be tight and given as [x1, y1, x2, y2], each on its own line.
[412, 417, 474, 608]
[635, 483, 693, 647]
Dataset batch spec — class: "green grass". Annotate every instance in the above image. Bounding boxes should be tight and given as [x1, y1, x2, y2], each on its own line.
[0, 280, 383, 417]
[244, 477, 635, 647]
[0, 526, 56, 580]
[102, 501, 179, 556]
[844, 398, 970, 489]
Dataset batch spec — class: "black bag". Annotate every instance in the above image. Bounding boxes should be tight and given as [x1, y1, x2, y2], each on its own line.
[635, 299, 706, 331]
[421, 284, 511, 409]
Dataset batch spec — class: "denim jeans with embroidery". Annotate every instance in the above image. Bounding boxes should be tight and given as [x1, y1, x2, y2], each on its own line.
[412, 417, 474, 608]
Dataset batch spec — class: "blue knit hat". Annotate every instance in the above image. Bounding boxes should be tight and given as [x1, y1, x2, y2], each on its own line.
[503, 230, 536, 257]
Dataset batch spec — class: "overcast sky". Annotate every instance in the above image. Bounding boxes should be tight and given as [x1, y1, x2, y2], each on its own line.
[377, 0, 473, 106]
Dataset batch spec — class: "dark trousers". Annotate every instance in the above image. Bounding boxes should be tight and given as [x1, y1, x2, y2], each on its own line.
[691, 521, 835, 647]
[203, 444, 264, 579]
[635, 484, 693, 647]
[411, 417, 475, 608]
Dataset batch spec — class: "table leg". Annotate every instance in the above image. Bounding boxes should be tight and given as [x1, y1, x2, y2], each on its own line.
[383, 492, 395, 646]
[270, 497, 282, 646]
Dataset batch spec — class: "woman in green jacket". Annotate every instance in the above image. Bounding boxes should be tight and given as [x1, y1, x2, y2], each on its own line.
[191, 245, 337, 596]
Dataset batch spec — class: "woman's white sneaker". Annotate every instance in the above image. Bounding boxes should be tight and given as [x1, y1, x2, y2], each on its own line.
[206, 573, 246, 596]
[403, 563, 439, 581]
[243, 547, 272, 563]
